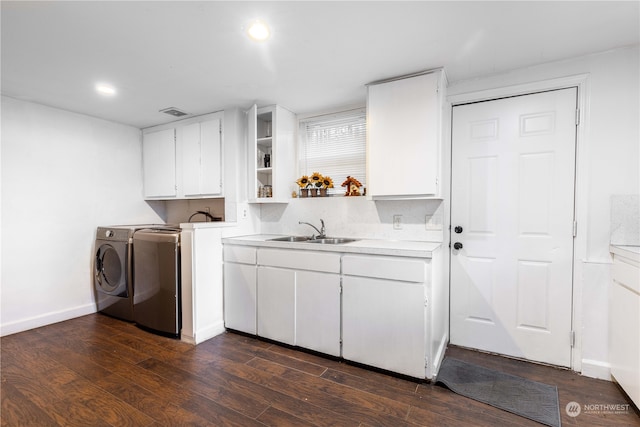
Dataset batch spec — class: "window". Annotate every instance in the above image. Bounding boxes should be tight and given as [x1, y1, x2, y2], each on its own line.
[298, 108, 366, 195]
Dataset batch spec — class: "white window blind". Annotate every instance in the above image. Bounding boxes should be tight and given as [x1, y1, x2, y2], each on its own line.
[298, 108, 366, 195]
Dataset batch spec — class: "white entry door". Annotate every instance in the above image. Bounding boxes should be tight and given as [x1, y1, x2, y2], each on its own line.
[450, 88, 577, 367]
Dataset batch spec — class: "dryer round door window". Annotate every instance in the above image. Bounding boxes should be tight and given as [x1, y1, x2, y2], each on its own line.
[95, 244, 126, 295]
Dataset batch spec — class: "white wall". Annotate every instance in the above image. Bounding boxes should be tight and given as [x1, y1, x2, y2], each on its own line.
[446, 45, 640, 378]
[1, 96, 166, 336]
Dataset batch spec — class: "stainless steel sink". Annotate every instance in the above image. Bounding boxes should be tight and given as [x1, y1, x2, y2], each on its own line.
[269, 236, 312, 242]
[307, 237, 358, 244]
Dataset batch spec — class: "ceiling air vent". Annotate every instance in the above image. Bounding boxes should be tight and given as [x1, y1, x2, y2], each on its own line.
[160, 107, 189, 117]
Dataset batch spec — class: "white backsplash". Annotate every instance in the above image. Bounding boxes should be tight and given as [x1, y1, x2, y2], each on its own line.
[610, 194, 640, 246]
[260, 196, 444, 242]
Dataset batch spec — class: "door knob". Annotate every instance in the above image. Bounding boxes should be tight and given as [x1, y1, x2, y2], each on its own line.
[453, 242, 463, 250]
[454, 226, 463, 234]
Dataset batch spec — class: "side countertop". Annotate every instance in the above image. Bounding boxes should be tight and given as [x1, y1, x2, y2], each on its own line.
[180, 221, 238, 230]
[222, 234, 442, 258]
[610, 245, 640, 262]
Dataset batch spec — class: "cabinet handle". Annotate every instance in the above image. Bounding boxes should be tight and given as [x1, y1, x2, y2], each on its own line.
[453, 242, 463, 250]
[454, 226, 463, 234]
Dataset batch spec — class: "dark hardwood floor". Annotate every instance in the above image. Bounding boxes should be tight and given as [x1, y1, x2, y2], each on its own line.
[1, 314, 638, 426]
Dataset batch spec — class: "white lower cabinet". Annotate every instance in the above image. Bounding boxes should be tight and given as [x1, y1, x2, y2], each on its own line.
[257, 266, 296, 345]
[342, 253, 446, 379]
[342, 276, 426, 378]
[342, 254, 429, 378]
[222, 243, 445, 379]
[296, 270, 341, 356]
[223, 246, 257, 334]
[609, 247, 640, 408]
[256, 248, 341, 352]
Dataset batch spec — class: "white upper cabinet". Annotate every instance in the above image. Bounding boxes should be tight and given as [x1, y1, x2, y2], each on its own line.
[142, 112, 223, 200]
[367, 69, 445, 199]
[247, 104, 296, 203]
[179, 118, 222, 197]
[142, 128, 177, 198]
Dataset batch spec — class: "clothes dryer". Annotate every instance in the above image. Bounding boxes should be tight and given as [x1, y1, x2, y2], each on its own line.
[94, 224, 178, 321]
[133, 228, 181, 337]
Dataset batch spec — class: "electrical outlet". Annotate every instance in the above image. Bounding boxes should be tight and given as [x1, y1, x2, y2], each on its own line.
[242, 207, 248, 219]
[393, 214, 402, 230]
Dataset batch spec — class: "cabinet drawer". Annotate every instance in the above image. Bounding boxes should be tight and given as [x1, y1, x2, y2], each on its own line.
[224, 245, 256, 264]
[257, 248, 340, 273]
[343, 255, 428, 283]
[613, 258, 640, 294]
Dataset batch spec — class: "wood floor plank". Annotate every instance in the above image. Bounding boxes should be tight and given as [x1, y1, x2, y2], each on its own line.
[137, 357, 271, 419]
[269, 344, 420, 394]
[202, 356, 359, 427]
[241, 345, 330, 376]
[257, 406, 318, 427]
[179, 393, 267, 427]
[59, 377, 155, 426]
[94, 372, 216, 426]
[0, 382, 59, 427]
[247, 357, 412, 426]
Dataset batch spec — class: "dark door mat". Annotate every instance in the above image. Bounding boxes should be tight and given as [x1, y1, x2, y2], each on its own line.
[436, 357, 561, 427]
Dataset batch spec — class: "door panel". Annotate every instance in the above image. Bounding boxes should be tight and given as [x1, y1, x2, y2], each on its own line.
[223, 262, 256, 334]
[450, 88, 577, 367]
[201, 118, 222, 195]
[296, 271, 341, 356]
[257, 266, 295, 345]
[142, 128, 176, 198]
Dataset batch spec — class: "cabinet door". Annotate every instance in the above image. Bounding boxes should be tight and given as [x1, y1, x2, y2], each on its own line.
[257, 266, 295, 345]
[200, 118, 222, 195]
[181, 122, 201, 196]
[342, 276, 426, 378]
[367, 72, 439, 198]
[296, 271, 341, 356]
[181, 119, 222, 197]
[223, 262, 256, 334]
[247, 104, 258, 201]
[142, 128, 176, 198]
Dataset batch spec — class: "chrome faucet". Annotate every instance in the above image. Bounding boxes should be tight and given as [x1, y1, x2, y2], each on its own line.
[299, 219, 326, 239]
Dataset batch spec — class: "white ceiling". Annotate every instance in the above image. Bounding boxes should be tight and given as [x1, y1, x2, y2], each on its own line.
[2, 1, 638, 129]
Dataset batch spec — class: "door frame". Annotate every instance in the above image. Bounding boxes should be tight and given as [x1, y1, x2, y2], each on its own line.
[445, 74, 590, 372]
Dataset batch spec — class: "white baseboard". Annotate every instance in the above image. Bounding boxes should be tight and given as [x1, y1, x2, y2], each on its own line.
[1, 303, 97, 337]
[431, 332, 449, 379]
[182, 320, 225, 345]
[581, 358, 612, 380]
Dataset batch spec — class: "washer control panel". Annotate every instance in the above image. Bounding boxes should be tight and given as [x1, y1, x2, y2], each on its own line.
[96, 227, 130, 242]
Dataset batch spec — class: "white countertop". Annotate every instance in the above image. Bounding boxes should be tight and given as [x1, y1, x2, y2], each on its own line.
[223, 234, 442, 258]
[610, 245, 640, 262]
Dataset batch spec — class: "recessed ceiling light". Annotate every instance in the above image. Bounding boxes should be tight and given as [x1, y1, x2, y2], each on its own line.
[95, 83, 116, 96]
[247, 20, 270, 41]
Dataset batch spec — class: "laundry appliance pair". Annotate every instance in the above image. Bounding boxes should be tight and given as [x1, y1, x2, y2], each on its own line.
[94, 224, 181, 337]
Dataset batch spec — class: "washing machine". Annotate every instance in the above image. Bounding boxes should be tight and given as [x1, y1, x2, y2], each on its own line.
[94, 224, 178, 321]
[94, 226, 135, 321]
